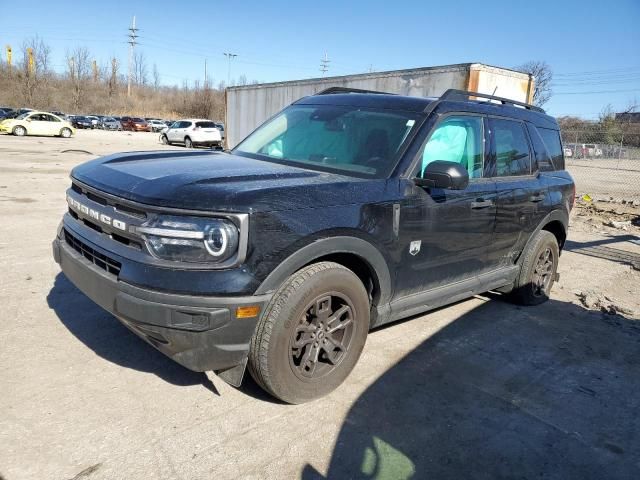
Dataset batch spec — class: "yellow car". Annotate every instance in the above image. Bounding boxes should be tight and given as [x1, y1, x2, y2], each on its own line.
[0, 111, 75, 138]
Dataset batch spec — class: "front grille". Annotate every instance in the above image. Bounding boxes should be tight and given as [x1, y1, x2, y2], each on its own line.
[64, 229, 122, 276]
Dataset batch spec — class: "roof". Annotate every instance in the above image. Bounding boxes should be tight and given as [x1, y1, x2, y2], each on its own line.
[295, 93, 436, 112]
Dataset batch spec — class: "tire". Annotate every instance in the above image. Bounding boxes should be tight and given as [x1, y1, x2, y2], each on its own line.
[510, 230, 559, 306]
[13, 125, 27, 136]
[184, 137, 193, 148]
[248, 261, 370, 404]
[60, 128, 72, 138]
[160, 134, 169, 145]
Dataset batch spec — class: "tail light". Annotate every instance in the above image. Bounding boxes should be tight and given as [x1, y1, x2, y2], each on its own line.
[569, 183, 576, 210]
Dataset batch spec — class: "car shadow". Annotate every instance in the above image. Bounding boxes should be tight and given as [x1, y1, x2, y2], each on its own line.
[565, 235, 640, 270]
[47, 273, 218, 394]
[302, 296, 640, 479]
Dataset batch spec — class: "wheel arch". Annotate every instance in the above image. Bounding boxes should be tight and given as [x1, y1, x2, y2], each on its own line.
[253, 236, 392, 308]
[519, 210, 568, 264]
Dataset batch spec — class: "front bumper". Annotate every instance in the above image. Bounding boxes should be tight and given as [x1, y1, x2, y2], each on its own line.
[52, 230, 271, 372]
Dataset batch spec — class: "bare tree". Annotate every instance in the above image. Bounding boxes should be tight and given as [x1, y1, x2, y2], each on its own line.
[108, 57, 119, 97]
[153, 63, 160, 90]
[133, 52, 148, 86]
[514, 60, 553, 107]
[237, 74, 247, 86]
[66, 47, 91, 111]
[19, 37, 51, 107]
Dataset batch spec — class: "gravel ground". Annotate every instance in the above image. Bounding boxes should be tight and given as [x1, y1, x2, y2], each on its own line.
[1, 130, 639, 480]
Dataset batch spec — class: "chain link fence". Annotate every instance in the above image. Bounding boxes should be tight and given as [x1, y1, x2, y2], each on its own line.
[561, 127, 640, 203]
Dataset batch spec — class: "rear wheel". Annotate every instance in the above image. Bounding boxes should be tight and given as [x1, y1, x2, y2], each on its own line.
[248, 262, 370, 404]
[60, 127, 72, 138]
[13, 126, 26, 136]
[184, 137, 193, 148]
[511, 230, 559, 305]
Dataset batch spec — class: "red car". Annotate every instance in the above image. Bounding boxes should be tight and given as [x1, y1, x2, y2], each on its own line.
[120, 116, 151, 132]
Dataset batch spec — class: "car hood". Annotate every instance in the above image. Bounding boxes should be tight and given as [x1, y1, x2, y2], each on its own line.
[71, 151, 380, 212]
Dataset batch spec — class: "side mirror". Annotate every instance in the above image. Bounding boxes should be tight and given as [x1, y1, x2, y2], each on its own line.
[414, 160, 469, 190]
[26, 118, 32, 122]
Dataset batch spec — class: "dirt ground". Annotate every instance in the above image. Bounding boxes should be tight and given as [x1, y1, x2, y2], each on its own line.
[1, 130, 639, 480]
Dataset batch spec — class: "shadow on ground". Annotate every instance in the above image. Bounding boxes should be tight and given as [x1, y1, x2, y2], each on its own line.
[303, 297, 640, 479]
[47, 273, 218, 393]
[565, 234, 640, 270]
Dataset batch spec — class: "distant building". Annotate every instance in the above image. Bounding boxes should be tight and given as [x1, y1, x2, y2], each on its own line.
[615, 112, 640, 123]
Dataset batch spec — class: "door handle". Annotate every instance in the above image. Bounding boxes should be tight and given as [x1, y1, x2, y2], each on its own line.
[529, 193, 544, 203]
[470, 199, 494, 209]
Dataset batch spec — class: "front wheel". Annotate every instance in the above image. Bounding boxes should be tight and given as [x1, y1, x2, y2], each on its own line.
[13, 126, 27, 136]
[60, 127, 72, 138]
[184, 137, 193, 148]
[160, 134, 169, 145]
[248, 262, 370, 404]
[511, 230, 559, 305]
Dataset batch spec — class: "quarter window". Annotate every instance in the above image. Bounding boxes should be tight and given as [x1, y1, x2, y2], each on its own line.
[419, 115, 484, 179]
[490, 119, 532, 176]
[538, 127, 564, 170]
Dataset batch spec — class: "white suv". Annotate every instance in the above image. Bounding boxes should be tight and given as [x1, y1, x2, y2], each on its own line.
[160, 119, 222, 148]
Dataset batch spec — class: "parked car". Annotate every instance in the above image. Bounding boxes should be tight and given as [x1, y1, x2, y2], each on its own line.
[215, 122, 225, 140]
[85, 116, 100, 128]
[160, 119, 223, 148]
[53, 88, 575, 403]
[100, 117, 122, 131]
[121, 117, 151, 132]
[563, 147, 572, 157]
[0, 111, 75, 137]
[71, 116, 94, 129]
[147, 119, 167, 132]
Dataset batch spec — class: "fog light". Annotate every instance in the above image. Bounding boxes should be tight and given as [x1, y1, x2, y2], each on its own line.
[236, 305, 261, 319]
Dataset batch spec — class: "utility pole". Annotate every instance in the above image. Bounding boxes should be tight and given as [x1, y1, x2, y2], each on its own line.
[204, 58, 208, 86]
[127, 15, 138, 97]
[320, 52, 330, 76]
[223, 52, 237, 86]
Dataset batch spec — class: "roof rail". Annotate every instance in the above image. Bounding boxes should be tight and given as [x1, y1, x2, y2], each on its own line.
[440, 89, 545, 113]
[316, 86, 393, 96]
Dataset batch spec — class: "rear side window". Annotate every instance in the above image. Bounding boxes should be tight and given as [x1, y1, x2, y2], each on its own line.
[490, 118, 531, 176]
[195, 121, 216, 128]
[538, 128, 564, 170]
[526, 124, 554, 171]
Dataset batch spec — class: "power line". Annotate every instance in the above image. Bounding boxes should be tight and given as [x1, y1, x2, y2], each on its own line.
[223, 52, 237, 85]
[127, 15, 138, 97]
[554, 88, 640, 95]
[320, 52, 330, 76]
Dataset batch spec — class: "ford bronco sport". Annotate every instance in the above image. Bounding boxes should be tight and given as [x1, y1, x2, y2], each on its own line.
[52, 88, 575, 403]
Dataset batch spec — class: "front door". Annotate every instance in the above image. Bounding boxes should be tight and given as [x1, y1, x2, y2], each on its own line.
[394, 114, 498, 300]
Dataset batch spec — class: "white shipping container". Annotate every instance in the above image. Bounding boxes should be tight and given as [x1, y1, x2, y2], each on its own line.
[225, 62, 534, 148]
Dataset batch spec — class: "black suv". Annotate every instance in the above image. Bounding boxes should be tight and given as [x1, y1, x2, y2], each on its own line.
[52, 88, 574, 403]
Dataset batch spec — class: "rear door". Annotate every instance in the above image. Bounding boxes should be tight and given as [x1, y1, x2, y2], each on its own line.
[487, 117, 549, 267]
[394, 113, 498, 298]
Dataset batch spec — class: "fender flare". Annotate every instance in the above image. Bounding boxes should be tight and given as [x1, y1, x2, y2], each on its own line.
[519, 209, 569, 262]
[253, 236, 392, 305]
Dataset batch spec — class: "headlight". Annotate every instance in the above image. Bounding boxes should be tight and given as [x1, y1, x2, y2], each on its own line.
[136, 215, 239, 263]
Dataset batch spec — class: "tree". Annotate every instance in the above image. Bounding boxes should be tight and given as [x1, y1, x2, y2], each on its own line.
[153, 63, 160, 90]
[108, 57, 119, 97]
[514, 60, 553, 107]
[66, 47, 91, 111]
[133, 52, 148, 86]
[19, 37, 51, 107]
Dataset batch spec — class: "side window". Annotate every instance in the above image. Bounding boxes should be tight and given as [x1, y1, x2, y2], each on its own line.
[490, 119, 531, 176]
[538, 127, 564, 170]
[526, 123, 553, 172]
[419, 115, 484, 179]
[46, 114, 60, 122]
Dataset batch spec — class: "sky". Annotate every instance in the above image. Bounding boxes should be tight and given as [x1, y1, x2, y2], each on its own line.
[1, 0, 639, 119]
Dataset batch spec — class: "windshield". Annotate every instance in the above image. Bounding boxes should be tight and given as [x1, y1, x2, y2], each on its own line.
[233, 104, 420, 178]
[16, 113, 30, 120]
